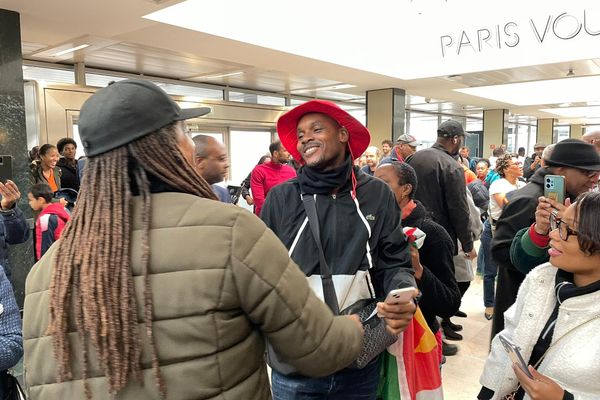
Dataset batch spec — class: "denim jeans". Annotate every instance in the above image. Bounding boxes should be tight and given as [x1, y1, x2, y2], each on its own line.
[480, 219, 497, 307]
[271, 357, 380, 400]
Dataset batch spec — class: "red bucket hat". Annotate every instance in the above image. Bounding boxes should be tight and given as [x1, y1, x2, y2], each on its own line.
[277, 100, 371, 164]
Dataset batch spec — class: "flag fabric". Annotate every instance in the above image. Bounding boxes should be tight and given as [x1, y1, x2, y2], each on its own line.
[377, 307, 444, 400]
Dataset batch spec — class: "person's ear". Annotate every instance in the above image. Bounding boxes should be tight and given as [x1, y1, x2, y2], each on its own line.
[338, 127, 349, 144]
[402, 183, 413, 198]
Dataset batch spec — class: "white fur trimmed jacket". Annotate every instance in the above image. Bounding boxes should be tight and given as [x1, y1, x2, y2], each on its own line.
[480, 263, 600, 399]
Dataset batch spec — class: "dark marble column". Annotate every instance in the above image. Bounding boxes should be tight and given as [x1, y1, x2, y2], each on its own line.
[0, 9, 34, 307]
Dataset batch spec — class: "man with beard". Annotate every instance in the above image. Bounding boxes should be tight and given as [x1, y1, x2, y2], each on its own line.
[261, 100, 416, 399]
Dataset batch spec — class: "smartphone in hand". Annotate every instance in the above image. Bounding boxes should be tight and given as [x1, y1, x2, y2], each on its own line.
[544, 175, 565, 204]
[0, 156, 13, 184]
[384, 287, 418, 305]
[499, 334, 534, 379]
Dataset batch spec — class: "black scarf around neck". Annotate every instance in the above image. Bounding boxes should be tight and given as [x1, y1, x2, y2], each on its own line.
[297, 156, 353, 195]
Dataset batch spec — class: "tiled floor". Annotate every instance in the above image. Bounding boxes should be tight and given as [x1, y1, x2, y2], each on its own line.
[441, 272, 491, 399]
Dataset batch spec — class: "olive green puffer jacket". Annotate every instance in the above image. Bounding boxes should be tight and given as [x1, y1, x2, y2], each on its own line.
[23, 192, 363, 400]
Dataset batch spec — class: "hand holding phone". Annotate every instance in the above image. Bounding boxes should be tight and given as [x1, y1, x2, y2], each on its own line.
[544, 175, 565, 204]
[385, 287, 418, 305]
[499, 334, 533, 379]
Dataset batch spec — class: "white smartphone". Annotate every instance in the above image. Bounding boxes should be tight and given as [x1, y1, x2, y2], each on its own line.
[385, 287, 418, 305]
[498, 334, 533, 379]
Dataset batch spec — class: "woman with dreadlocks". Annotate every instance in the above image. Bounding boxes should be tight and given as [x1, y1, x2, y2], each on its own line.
[22, 80, 363, 400]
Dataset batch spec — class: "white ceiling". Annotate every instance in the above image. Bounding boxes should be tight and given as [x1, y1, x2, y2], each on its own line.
[3, 0, 600, 125]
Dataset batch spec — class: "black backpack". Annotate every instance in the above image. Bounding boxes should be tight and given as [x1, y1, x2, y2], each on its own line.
[467, 179, 489, 212]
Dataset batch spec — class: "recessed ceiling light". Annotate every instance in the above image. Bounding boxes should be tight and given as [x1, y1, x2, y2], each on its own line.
[455, 75, 600, 106]
[51, 44, 90, 57]
[291, 84, 356, 94]
[194, 71, 244, 80]
[540, 106, 600, 118]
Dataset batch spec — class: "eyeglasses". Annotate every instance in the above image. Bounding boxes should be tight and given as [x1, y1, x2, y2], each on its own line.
[577, 168, 600, 178]
[549, 211, 578, 241]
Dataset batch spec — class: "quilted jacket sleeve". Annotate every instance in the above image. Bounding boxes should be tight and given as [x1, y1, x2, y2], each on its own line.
[479, 268, 534, 399]
[230, 210, 363, 377]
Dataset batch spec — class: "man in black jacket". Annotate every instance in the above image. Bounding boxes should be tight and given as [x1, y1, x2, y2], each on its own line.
[263, 99, 416, 400]
[490, 139, 600, 338]
[407, 120, 476, 259]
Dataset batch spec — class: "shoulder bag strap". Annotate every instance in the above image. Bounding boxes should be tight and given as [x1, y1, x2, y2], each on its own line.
[302, 195, 340, 315]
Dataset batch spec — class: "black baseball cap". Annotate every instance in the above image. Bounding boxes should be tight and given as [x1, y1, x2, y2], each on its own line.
[78, 79, 211, 157]
[437, 120, 470, 137]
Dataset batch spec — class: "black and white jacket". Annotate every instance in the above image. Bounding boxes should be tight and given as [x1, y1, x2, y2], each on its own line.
[261, 169, 415, 310]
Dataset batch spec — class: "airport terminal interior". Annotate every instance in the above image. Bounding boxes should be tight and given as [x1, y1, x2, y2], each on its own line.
[1, 0, 600, 399]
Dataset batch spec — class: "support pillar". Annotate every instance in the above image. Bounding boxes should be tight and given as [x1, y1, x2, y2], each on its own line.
[570, 124, 583, 140]
[366, 88, 406, 147]
[483, 109, 508, 158]
[0, 9, 34, 306]
[537, 118, 554, 144]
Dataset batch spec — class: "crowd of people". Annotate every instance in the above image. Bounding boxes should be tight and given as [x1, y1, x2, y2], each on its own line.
[0, 78, 599, 399]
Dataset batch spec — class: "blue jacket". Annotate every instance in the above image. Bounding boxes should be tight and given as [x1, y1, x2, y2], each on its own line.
[0, 206, 29, 280]
[0, 266, 22, 372]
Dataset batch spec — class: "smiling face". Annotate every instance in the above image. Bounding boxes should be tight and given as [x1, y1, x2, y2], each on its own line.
[40, 146, 59, 169]
[382, 142, 391, 155]
[296, 113, 349, 170]
[548, 202, 600, 285]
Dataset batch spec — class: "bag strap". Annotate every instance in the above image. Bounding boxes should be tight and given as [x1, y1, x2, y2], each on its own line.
[302, 195, 340, 315]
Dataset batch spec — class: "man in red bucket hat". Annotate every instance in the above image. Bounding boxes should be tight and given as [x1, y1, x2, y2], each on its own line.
[262, 100, 417, 399]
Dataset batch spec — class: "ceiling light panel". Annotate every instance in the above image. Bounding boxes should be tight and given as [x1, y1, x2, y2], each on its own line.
[145, 0, 600, 80]
[455, 75, 600, 106]
[540, 106, 600, 118]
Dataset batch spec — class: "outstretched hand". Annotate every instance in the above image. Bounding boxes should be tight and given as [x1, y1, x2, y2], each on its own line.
[0, 180, 21, 210]
[513, 364, 565, 400]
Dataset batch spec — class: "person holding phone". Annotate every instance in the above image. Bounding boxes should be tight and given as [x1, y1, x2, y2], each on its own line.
[490, 139, 600, 339]
[0, 180, 29, 282]
[479, 191, 600, 400]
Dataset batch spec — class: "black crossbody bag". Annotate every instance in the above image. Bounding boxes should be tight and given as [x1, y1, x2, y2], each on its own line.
[301, 195, 397, 369]
[266, 195, 398, 374]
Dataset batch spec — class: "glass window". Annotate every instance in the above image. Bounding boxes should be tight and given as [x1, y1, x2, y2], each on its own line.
[154, 82, 223, 101]
[516, 124, 530, 154]
[506, 124, 516, 153]
[229, 91, 285, 106]
[23, 65, 75, 84]
[409, 112, 439, 150]
[466, 118, 483, 132]
[554, 126, 570, 143]
[584, 125, 600, 135]
[229, 130, 272, 185]
[337, 103, 366, 126]
[528, 125, 537, 155]
[190, 131, 224, 144]
[85, 73, 127, 87]
[290, 98, 308, 106]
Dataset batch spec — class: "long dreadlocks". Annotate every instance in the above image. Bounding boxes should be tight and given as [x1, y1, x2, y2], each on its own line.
[47, 122, 217, 399]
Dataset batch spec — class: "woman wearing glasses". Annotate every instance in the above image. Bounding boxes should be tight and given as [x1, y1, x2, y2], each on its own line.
[478, 191, 600, 400]
[481, 154, 525, 320]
